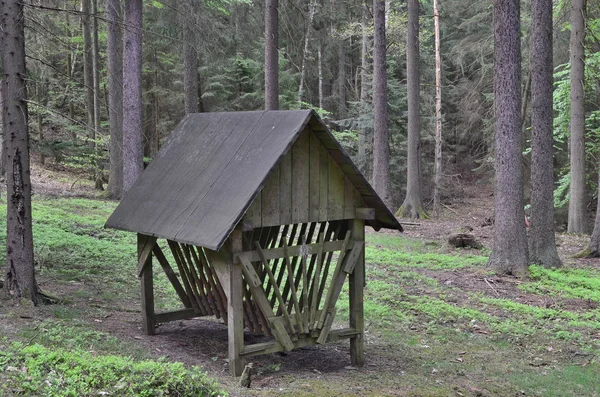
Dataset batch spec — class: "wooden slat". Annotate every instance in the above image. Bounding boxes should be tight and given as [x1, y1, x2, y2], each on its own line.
[317, 307, 337, 344]
[255, 242, 294, 333]
[350, 218, 365, 366]
[194, 247, 226, 319]
[137, 235, 157, 277]
[239, 255, 275, 319]
[261, 165, 280, 226]
[269, 317, 295, 351]
[309, 232, 325, 328]
[328, 156, 345, 219]
[237, 238, 354, 263]
[181, 244, 213, 315]
[187, 244, 218, 315]
[342, 241, 365, 274]
[355, 207, 376, 220]
[319, 144, 329, 220]
[155, 308, 197, 323]
[228, 230, 244, 377]
[240, 328, 360, 358]
[265, 224, 289, 301]
[139, 234, 155, 335]
[152, 244, 192, 308]
[272, 224, 298, 307]
[292, 129, 310, 224]
[282, 242, 305, 334]
[167, 240, 201, 314]
[244, 194, 262, 229]
[316, 221, 344, 308]
[279, 149, 293, 225]
[309, 130, 321, 222]
[344, 177, 356, 219]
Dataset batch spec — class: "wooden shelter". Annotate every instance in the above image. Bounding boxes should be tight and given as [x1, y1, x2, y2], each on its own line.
[105, 110, 402, 376]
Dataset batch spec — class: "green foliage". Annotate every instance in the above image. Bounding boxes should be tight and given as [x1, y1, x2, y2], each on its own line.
[365, 246, 487, 270]
[0, 342, 225, 397]
[521, 265, 600, 302]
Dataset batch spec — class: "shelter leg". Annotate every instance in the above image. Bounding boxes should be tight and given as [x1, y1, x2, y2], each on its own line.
[229, 230, 245, 376]
[349, 219, 365, 366]
[139, 234, 155, 335]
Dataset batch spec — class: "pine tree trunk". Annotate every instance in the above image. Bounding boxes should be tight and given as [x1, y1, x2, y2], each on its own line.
[92, 0, 103, 190]
[587, 173, 600, 256]
[0, 82, 5, 182]
[318, 41, 324, 110]
[298, 0, 317, 105]
[372, 0, 390, 206]
[82, 0, 95, 146]
[400, 0, 424, 219]
[123, 0, 144, 192]
[433, 0, 442, 218]
[358, 0, 371, 176]
[529, 0, 561, 267]
[337, 41, 347, 118]
[265, 0, 279, 110]
[106, 0, 123, 199]
[182, 0, 199, 114]
[567, 0, 587, 233]
[487, 0, 528, 276]
[2, 0, 39, 303]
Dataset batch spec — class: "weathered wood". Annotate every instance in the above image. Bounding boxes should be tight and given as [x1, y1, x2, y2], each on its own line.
[187, 244, 218, 315]
[316, 221, 344, 309]
[309, 131, 321, 222]
[272, 224, 298, 307]
[319, 144, 329, 220]
[355, 207, 376, 220]
[139, 234, 155, 335]
[318, 230, 351, 328]
[282, 242, 305, 334]
[155, 308, 197, 323]
[262, 165, 280, 226]
[317, 307, 336, 344]
[269, 317, 295, 351]
[255, 242, 294, 332]
[173, 241, 208, 315]
[328, 157, 345, 220]
[344, 177, 355, 219]
[350, 218, 365, 366]
[292, 129, 310, 224]
[152, 244, 192, 308]
[342, 241, 365, 274]
[197, 247, 227, 319]
[240, 327, 360, 358]
[181, 244, 213, 315]
[237, 237, 354, 263]
[167, 240, 201, 313]
[279, 148, 293, 225]
[228, 230, 244, 376]
[137, 235, 158, 277]
[265, 224, 289, 301]
[245, 193, 262, 228]
[309, 232, 325, 327]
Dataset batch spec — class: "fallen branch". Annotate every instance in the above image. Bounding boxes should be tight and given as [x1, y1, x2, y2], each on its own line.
[483, 278, 499, 296]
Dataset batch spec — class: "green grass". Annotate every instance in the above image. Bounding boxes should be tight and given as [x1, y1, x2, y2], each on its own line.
[365, 246, 488, 270]
[520, 265, 600, 302]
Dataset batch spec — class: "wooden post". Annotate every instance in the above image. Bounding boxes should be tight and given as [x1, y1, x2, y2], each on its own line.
[349, 219, 365, 366]
[139, 234, 155, 335]
[228, 229, 245, 376]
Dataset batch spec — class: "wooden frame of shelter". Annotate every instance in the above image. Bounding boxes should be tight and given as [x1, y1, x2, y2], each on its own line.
[106, 110, 402, 376]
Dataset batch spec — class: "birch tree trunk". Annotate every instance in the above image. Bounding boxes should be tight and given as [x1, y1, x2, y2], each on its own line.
[567, 0, 587, 233]
[123, 0, 144, 192]
[2, 0, 39, 303]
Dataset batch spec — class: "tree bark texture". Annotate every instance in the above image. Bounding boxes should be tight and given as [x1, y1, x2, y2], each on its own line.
[182, 0, 199, 114]
[264, 0, 279, 110]
[337, 40, 347, 118]
[358, 0, 371, 176]
[106, 0, 123, 199]
[487, 0, 528, 276]
[298, 0, 317, 105]
[587, 172, 600, 256]
[433, 0, 442, 218]
[0, 81, 5, 181]
[82, 0, 95, 144]
[92, 0, 103, 190]
[400, 0, 424, 219]
[2, 0, 39, 303]
[567, 0, 587, 233]
[529, 0, 561, 267]
[372, 0, 390, 206]
[123, 0, 144, 192]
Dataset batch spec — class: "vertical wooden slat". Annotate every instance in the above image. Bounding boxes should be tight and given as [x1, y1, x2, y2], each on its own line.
[279, 150, 293, 225]
[174, 242, 208, 315]
[167, 240, 201, 313]
[262, 167, 280, 226]
[244, 194, 262, 228]
[187, 244, 218, 315]
[282, 242, 305, 334]
[197, 247, 227, 320]
[319, 145, 329, 220]
[273, 223, 298, 307]
[181, 244, 213, 315]
[281, 222, 308, 312]
[265, 224, 289, 302]
[309, 130, 321, 222]
[292, 129, 310, 224]
[316, 221, 343, 308]
[328, 157, 345, 219]
[344, 177, 356, 219]
[350, 218, 365, 366]
[228, 230, 244, 377]
[139, 234, 155, 335]
[309, 231, 325, 328]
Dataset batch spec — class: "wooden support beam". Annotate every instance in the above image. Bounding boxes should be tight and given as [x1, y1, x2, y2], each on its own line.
[350, 218, 365, 366]
[155, 308, 197, 323]
[152, 244, 192, 308]
[228, 230, 245, 377]
[138, 234, 155, 335]
[137, 235, 157, 277]
[355, 207, 376, 220]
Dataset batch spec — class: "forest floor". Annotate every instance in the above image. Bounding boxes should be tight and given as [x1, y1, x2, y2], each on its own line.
[1, 161, 600, 397]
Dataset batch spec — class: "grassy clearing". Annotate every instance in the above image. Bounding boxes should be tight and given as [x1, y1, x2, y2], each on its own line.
[2, 196, 600, 396]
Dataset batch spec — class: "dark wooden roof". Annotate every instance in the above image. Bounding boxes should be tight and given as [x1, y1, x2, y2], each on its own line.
[105, 110, 401, 250]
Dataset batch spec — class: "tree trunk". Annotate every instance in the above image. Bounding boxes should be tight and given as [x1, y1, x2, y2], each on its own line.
[82, 0, 95, 145]
[399, 0, 424, 219]
[337, 40, 347, 118]
[586, 172, 600, 257]
[265, 0, 279, 110]
[298, 0, 317, 105]
[487, 0, 528, 276]
[2, 0, 39, 304]
[567, 0, 587, 233]
[529, 0, 562, 268]
[92, 0, 103, 190]
[358, 0, 371, 176]
[318, 41, 324, 110]
[432, 0, 442, 218]
[0, 81, 4, 181]
[372, 0, 390, 206]
[106, 0, 123, 199]
[123, 0, 144, 192]
[182, 0, 199, 114]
